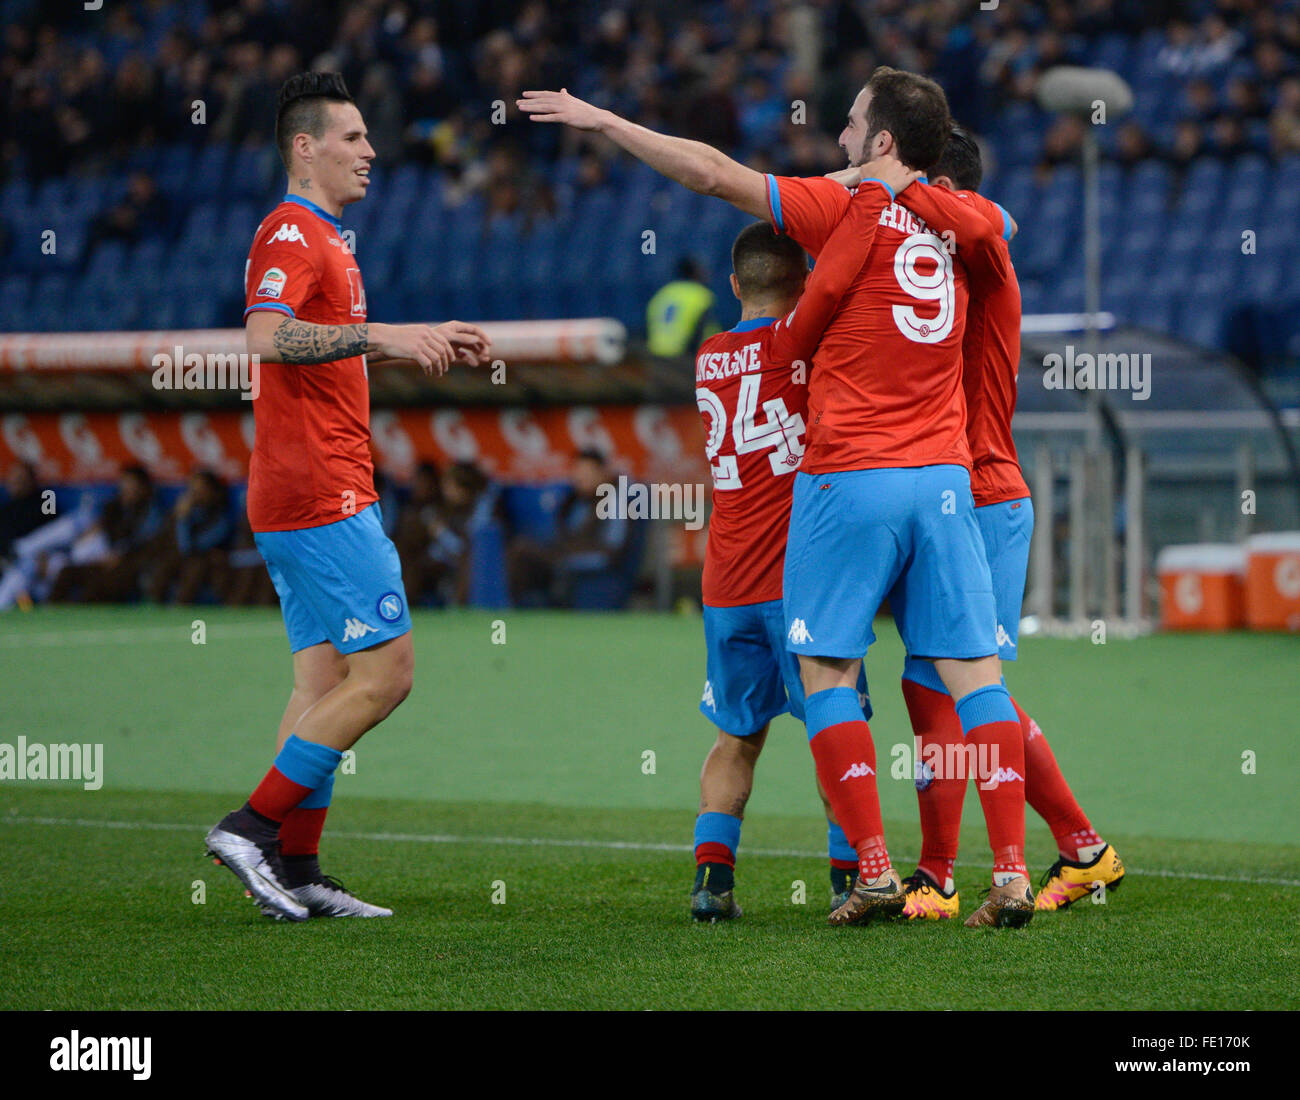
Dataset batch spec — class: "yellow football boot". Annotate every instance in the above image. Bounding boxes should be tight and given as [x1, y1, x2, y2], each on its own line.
[900, 871, 959, 920]
[1034, 844, 1125, 911]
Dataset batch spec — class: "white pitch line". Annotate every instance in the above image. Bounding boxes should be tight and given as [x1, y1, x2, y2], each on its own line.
[0, 623, 286, 648]
[4, 813, 1299, 888]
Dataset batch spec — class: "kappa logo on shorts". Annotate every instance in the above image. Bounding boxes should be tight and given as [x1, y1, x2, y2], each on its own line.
[787, 618, 813, 645]
[839, 762, 875, 781]
[996, 623, 1012, 648]
[342, 618, 378, 642]
[702, 680, 715, 711]
[376, 592, 404, 623]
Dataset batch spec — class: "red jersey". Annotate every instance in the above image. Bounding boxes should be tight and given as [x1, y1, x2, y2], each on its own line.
[243, 195, 375, 532]
[898, 186, 1028, 506]
[698, 193, 880, 606]
[766, 175, 1005, 475]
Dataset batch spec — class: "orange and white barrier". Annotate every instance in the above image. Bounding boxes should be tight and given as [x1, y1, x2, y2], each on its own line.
[0, 406, 707, 488]
[1156, 544, 1246, 631]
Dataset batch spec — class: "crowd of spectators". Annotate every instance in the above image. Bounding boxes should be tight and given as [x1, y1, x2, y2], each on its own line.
[3, 1, 1298, 198]
[0, 455, 642, 611]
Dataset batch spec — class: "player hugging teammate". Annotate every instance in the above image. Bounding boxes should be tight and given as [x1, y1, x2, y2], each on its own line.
[205, 73, 490, 921]
[523, 66, 1122, 928]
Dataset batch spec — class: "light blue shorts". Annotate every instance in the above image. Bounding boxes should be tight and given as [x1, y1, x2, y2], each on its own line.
[255, 503, 411, 654]
[702, 598, 870, 737]
[976, 496, 1033, 660]
[783, 465, 999, 661]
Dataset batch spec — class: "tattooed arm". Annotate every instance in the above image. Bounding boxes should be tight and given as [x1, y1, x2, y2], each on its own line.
[270, 319, 373, 364]
[245, 312, 492, 375]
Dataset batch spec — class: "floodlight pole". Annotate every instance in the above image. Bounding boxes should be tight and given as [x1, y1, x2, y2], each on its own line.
[1037, 67, 1133, 627]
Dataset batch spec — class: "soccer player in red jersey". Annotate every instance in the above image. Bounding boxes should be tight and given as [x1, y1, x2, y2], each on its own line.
[205, 73, 490, 921]
[689, 165, 917, 920]
[522, 69, 1035, 928]
[841, 128, 1124, 917]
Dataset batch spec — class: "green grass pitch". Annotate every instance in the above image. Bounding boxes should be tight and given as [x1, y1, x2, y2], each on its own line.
[1, 605, 1297, 1010]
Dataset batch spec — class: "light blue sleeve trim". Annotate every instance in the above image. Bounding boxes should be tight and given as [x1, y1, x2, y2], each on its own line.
[994, 202, 1013, 240]
[243, 302, 295, 318]
[765, 173, 784, 231]
[860, 178, 895, 200]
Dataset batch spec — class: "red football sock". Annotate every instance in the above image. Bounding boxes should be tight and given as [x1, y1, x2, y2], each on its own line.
[809, 718, 890, 880]
[901, 678, 967, 892]
[955, 690, 1027, 883]
[1014, 699, 1103, 861]
[694, 842, 735, 868]
[280, 806, 329, 857]
[248, 766, 314, 824]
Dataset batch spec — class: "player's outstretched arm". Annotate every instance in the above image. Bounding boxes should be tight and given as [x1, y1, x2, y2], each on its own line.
[517, 89, 769, 220]
[246, 312, 490, 375]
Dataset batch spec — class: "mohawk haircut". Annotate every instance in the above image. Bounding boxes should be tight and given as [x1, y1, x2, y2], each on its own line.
[275, 72, 353, 171]
[731, 222, 809, 302]
[929, 125, 984, 192]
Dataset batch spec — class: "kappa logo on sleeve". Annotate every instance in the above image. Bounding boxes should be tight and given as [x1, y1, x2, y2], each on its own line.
[256, 267, 287, 298]
[268, 222, 308, 247]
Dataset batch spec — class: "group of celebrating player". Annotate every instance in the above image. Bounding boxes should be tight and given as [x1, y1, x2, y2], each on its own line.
[518, 69, 1124, 928]
[205, 65, 1122, 929]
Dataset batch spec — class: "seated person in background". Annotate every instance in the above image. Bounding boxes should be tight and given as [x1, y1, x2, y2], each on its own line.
[223, 509, 278, 606]
[147, 470, 235, 604]
[0, 462, 45, 565]
[397, 461, 494, 606]
[393, 462, 444, 604]
[86, 171, 169, 253]
[506, 448, 629, 608]
[48, 466, 165, 603]
[0, 478, 106, 609]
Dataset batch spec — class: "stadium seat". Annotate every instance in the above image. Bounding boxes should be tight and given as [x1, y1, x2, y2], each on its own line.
[1175, 296, 1225, 348]
[190, 146, 232, 200]
[229, 145, 277, 199]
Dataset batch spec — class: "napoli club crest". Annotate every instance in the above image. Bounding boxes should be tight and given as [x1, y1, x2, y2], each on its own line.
[376, 592, 404, 623]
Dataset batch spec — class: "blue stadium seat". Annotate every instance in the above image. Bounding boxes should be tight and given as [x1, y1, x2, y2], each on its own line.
[190, 146, 231, 200]
[154, 144, 196, 195]
[1175, 296, 1224, 348]
[1173, 178, 1220, 218]
[228, 145, 277, 199]
[501, 484, 567, 541]
[29, 272, 72, 330]
[0, 274, 31, 331]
